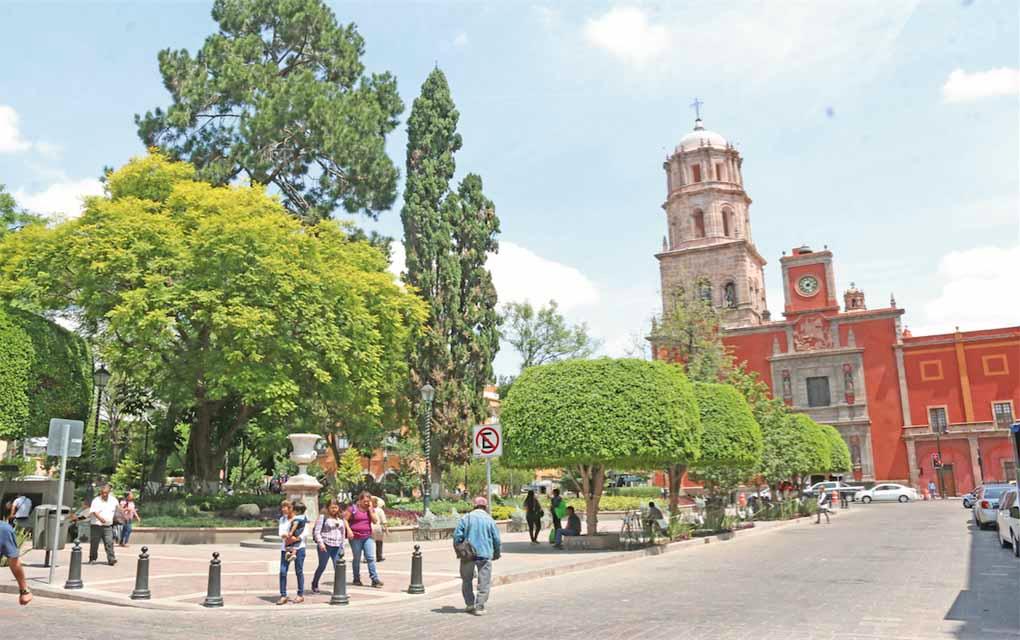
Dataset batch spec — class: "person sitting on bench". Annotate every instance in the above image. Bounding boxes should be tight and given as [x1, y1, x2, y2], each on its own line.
[554, 506, 582, 548]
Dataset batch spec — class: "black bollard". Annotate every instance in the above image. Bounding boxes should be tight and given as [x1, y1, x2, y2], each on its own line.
[407, 544, 425, 594]
[64, 538, 84, 590]
[329, 550, 349, 605]
[130, 546, 152, 600]
[202, 551, 224, 608]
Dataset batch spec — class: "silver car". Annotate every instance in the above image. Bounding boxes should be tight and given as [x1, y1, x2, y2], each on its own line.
[973, 484, 1012, 529]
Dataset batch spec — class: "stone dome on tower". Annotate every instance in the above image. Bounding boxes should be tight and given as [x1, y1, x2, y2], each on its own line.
[676, 118, 729, 153]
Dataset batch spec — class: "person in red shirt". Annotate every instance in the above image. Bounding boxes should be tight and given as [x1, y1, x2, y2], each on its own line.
[345, 492, 382, 588]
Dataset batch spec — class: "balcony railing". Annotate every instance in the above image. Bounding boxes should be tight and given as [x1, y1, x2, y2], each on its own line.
[902, 421, 1007, 437]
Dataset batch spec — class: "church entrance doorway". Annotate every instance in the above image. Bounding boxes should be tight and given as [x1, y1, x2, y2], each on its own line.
[937, 465, 957, 497]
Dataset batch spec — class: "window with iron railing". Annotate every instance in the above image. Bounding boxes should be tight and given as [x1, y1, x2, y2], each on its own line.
[928, 407, 948, 433]
[993, 402, 1013, 427]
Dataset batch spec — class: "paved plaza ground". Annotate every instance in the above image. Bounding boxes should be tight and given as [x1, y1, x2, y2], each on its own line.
[2, 500, 1017, 639]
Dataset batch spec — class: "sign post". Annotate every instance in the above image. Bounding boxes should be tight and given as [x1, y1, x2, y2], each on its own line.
[472, 423, 502, 514]
[45, 418, 84, 585]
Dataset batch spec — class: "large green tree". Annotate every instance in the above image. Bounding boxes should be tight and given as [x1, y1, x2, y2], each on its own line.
[501, 300, 599, 370]
[819, 423, 852, 475]
[689, 381, 763, 519]
[0, 153, 424, 488]
[0, 185, 42, 238]
[401, 68, 500, 497]
[502, 359, 702, 534]
[136, 0, 403, 223]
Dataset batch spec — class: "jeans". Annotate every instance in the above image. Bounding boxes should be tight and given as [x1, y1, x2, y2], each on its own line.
[460, 558, 492, 608]
[816, 507, 830, 524]
[121, 522, 133, 544]
[311, 544, 341, 590]
[89, 524, 116, 563]
[279, 548, 305, 596]
[526, 514, 542, 542]
[554, 527, 579, 545]
[350, 537, 379, 583]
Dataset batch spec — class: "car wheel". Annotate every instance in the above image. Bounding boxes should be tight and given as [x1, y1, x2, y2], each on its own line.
[898, 495, 909, 503]
[1013, 533, 1020, 558]
[862, 496, 872, 503]
[1002, 531, 1012, 548]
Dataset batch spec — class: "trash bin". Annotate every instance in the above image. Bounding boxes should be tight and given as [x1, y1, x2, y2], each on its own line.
[31, 505, 71, 551]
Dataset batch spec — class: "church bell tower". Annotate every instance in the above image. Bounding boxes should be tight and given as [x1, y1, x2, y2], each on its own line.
[656, 107, 768, 328]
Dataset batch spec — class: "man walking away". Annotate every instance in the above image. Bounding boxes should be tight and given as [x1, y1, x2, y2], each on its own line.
[89, 484, 118, 565]
[453, 496, 501, 616]
[10, 494, 32, 531]
[1, 521, 31, 605]
[814, 489, 832, 525]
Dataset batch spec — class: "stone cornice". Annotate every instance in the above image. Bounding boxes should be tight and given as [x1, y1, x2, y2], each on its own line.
[834, 308, 906, 323]
[780, 250, 833, 266]
[722, 321, 789, 336]
[662, 183, 751, 208]
[768, 346, 865, 362]
[655, 238, 767, 266]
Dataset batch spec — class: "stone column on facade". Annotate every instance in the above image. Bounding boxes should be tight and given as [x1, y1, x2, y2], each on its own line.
[906, 437, 919, 488]
[968, 435, 984, 487]
[893, 345, 912, 427]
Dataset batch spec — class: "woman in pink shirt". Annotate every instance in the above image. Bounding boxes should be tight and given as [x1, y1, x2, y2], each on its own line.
[345, 492, 382, 588]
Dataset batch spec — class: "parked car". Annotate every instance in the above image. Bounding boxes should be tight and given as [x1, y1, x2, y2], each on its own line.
[804, 481, 863, 500]
[853, 483, 919, 503]
[962, 488, 979, 509]
[972, 484, 1012, 529]
[995, 488, 1019, 555]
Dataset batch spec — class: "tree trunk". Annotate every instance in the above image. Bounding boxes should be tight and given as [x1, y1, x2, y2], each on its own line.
[578, 463, 605, 535]
[667, 464, 686, 516]
[184, 401, 217, 492]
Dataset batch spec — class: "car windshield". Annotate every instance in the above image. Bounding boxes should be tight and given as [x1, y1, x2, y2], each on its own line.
[982, 486, 1009, 499]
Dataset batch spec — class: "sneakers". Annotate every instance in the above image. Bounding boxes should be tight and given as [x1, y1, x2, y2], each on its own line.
[472, 607, 487, 616]
[276, 596, 288, 605]
[351, 579, 364, 587]
[465, 605, 476, 614]
[371, 580, 384, 588]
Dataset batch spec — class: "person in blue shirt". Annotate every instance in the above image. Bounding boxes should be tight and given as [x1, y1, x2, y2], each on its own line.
[1, 522, 31, 605]
[453, 496, 501, 615]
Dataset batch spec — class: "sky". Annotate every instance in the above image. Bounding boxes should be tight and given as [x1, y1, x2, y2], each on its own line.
[1, 1, 1017, 377]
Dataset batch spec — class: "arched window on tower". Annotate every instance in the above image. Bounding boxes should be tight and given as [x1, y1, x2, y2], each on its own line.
[691, 164, 702, 183]
[724, 282, 737, 308]
[693, 210, 705, 238]
[698, 281, 713, 304]
[722, 208, 733, 237]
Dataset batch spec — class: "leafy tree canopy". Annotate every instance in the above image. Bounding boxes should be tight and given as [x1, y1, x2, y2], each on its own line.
[136, 0, 403, 223]
[0, 185, 43, 238]
[690, 381, 763, 472]
[501, 300, 600, 371]
[0, 153, 425, 486]
[819, 423, 852, 474]
[788, 413, 831, 476]
[501, 359, 702, 469]
[651, 280, 729, 383]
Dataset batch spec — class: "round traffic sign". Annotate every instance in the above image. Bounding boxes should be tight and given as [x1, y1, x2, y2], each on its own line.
[474, 426, 500, 455]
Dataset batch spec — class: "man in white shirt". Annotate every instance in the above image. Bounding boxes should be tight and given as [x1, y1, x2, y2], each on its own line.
[10, 494, 32, 531]
[88, 484, 118, 565]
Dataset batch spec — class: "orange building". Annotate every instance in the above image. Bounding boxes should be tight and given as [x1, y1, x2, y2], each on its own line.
[651, 117, 1018, 495]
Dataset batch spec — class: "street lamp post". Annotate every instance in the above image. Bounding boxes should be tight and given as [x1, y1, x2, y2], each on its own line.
[89, 364, 111, 499]
[935, 423, 946, 500]
[419, 383, 435, 513]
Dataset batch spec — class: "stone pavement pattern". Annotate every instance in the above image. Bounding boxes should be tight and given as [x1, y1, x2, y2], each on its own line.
[2, 501, 1017, 639]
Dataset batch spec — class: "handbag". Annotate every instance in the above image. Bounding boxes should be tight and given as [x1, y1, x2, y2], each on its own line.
[453, 516, 477, 560]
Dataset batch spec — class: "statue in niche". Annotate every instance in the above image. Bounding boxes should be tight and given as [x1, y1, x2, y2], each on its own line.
[724, 282, 737, 308]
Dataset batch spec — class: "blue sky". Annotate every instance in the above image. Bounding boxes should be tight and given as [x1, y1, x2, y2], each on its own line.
[1, 1, 1017, 376]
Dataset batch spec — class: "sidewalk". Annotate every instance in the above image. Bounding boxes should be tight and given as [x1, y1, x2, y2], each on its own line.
[1, 510, 852, 610]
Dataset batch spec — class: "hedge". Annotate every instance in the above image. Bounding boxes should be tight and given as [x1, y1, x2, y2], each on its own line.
[0, 306, 33, 439]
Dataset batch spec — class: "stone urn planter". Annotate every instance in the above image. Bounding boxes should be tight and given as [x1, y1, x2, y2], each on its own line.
[283, 433, 323, 541]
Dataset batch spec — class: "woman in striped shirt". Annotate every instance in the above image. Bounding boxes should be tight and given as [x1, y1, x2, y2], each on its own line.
[310, 499, 352, 594]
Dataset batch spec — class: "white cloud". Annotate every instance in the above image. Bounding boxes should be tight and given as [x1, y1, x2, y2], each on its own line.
[0, 105, 32, 153]
[452, 31, 469, 48]
[916, 245, 1020, 334]
[489, 241, 599, 310]
[583, 6, 669, 66]
[943, 68, 1020, 103]
[14, 178, 104, 220]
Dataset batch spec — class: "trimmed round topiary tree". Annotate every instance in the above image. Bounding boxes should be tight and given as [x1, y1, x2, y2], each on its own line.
[789, 413, 831, 479]
[819, 423, 852, 475]
[689, 382, 763, 520]
[501, 358, 702, 534]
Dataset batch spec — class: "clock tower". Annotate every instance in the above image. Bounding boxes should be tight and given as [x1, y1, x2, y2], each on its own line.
[656, 115, 768, 328]
[780, 245, 840, 318]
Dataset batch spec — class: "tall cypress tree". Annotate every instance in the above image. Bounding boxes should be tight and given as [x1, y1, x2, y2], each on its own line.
[401, 69, 500, 496]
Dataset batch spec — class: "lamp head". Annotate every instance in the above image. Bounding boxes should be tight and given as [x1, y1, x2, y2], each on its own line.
[94, 364, 111, 390]
[420, 383, 435, 404]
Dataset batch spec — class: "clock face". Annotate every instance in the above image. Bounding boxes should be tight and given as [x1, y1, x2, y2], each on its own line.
[797, 275, 820, 297]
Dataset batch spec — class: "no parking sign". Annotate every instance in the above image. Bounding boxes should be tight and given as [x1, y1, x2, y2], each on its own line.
[472, 423, 502, 458]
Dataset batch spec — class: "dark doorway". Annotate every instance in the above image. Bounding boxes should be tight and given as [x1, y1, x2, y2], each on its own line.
[937, 464, 957, 497]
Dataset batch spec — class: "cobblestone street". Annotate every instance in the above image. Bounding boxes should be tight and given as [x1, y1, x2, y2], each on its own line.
[3, 500, 1016, 639]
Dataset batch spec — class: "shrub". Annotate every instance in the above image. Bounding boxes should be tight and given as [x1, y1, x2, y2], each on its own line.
[606, 486, 662, 498]
[490, 505, 514, 520]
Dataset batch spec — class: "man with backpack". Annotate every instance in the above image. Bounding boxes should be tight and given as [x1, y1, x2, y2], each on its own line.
[453, 496, 501, 616]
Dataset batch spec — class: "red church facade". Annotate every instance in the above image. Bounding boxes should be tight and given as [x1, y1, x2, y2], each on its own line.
[650, 117, 1018, 495]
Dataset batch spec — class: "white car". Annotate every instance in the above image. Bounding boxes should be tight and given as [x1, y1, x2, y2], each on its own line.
[973, 484, 1012, 529]
[853, 483, 919, 503]
[995, 488, 1019, 556]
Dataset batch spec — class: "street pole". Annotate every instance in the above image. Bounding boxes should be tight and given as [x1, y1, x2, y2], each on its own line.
[419, 383, 435, 514]
[48, 425, 70, 584]
[485, 457, 492, 514]
[90, 384, 102, 499]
